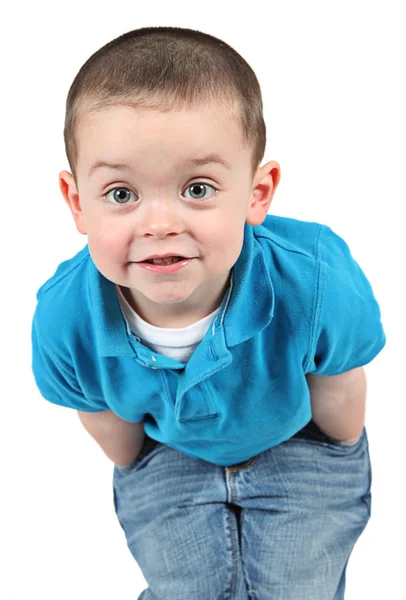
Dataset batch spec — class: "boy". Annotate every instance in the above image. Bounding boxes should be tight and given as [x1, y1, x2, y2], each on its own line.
[31, 26, 386, 600]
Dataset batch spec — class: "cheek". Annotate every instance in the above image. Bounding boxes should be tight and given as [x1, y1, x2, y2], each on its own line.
[205, 216, 243, 253]
[87, 218, 129, 262]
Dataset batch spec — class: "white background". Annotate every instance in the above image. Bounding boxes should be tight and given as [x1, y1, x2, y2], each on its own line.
[1, 1, 403, 598]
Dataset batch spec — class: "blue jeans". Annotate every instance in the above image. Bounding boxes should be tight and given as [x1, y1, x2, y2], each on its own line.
[112, 419, 372, 599]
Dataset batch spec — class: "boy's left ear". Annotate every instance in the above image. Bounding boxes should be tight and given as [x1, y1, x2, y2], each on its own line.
[246, 161, 281, 226]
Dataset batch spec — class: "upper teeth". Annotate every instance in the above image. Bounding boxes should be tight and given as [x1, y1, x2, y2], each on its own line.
[150, 257, 181, 265]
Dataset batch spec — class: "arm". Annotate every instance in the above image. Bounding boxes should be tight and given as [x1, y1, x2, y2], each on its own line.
[78, 410, 145, 466]
[306, 367, 367, 443]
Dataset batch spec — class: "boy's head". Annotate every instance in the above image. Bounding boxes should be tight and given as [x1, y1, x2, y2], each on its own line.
[59, 27, 281, 327]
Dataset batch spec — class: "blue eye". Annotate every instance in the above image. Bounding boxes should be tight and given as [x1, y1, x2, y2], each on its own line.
[103, 182, 218, 206]
[104, 188, 136, 205]
[183, 182, 217, 201]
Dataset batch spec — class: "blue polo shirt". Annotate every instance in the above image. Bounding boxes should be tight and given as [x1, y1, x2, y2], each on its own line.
[31, 214, 386, 466]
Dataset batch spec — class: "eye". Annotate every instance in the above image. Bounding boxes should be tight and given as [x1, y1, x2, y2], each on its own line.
[104, 187, 137, 206]
[183, 182, 218, 201]
[103, 182, 218, 206]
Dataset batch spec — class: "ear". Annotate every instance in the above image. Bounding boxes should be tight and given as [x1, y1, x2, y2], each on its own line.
[246, 161, 281, 226]
[58, 170, 87, 235]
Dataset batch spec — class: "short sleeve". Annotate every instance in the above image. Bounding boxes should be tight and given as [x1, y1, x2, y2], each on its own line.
[31, 313, 109, 412]
[305, 225, 386, 375]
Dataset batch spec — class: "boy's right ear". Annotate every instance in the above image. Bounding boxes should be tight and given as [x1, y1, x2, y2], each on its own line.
[58, 170, 87, 235]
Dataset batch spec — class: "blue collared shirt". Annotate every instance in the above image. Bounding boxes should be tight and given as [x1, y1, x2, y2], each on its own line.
[31, 214, 386, 466]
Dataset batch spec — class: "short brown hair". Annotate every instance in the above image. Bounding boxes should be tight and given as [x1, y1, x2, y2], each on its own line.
[63, 26, 267, 184]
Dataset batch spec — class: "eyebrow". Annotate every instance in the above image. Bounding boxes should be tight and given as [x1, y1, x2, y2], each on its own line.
[88, 153, 231, 178]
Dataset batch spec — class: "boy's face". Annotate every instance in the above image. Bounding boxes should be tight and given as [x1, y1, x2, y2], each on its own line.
[59, 103, 280, 327]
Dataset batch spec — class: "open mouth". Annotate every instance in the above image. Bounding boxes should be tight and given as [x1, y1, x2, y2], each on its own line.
[143, 256, 186, 265]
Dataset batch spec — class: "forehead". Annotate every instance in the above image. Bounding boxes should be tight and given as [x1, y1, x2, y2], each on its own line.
[80, 100, 239, 130]
[76, 104, 246, 173]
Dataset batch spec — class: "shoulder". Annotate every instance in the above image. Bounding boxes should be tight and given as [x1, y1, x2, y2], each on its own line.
[33, 245, 93, 348]
[253, 214, 357, 276]
[253, 213, 326, 260]
[35, 244, 90, 300]
[252, 214, 329, 294]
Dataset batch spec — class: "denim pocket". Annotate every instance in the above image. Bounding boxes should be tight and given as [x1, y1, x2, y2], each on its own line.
[114, 434, 161, 473]
[292, 419, 365, 449]
[329, 430, 365, 448]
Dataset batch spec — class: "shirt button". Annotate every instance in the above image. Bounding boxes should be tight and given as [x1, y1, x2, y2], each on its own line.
[151, 356, 157, 361]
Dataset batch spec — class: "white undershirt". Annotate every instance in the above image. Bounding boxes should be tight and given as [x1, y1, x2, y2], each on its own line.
[115, 285, 221, 363]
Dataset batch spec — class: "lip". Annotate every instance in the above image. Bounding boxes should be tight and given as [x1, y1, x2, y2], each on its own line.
[140, 253, 191, 261]
[135, 257, 194, 274]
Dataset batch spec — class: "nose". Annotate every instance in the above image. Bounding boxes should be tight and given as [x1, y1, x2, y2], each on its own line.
[138, 198, 184, 238]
